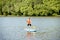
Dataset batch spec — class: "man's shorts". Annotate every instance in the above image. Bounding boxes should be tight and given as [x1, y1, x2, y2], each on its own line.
[27, 24, 31, 26]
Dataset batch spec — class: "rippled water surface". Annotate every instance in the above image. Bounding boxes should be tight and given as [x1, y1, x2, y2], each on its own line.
[0, 17, 60, 40]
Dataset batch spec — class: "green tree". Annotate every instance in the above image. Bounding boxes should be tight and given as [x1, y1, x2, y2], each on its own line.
[0, 0, 60, 16]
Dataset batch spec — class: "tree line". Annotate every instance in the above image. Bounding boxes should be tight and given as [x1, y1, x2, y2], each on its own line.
[0, 0, 60, 16]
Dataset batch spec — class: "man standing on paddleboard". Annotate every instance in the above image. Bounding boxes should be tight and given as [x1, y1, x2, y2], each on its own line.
[26, 18, 32, 26]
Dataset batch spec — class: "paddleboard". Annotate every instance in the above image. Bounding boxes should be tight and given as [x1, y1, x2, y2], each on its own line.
[25, 28, 36, 32]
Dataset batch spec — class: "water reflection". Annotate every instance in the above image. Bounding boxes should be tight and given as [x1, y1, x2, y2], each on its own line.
[26, 32, 36, 40]
[26, 32, 31, 40]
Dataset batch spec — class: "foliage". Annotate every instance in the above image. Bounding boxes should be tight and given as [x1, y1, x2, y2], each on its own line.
[0, 0, 60, 16]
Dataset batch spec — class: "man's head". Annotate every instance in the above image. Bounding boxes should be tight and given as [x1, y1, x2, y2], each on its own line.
[29, 17, 30, 19]
[29, 18, 30, 19]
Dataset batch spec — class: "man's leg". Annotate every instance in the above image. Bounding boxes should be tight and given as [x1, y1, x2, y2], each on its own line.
[30, 24, 31, 26]
[27, 24, 29, 26]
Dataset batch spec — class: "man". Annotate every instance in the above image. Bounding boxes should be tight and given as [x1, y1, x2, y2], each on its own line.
[26, 18, 32, 26]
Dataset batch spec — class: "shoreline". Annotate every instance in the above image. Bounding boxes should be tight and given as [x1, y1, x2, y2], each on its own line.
[0, 15, 60, 17]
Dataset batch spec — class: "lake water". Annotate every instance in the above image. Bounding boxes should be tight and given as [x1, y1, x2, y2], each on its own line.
[0, 17, 60, 40]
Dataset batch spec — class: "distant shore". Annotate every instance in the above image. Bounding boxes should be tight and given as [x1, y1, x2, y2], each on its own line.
[0, 15, 60, 17]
